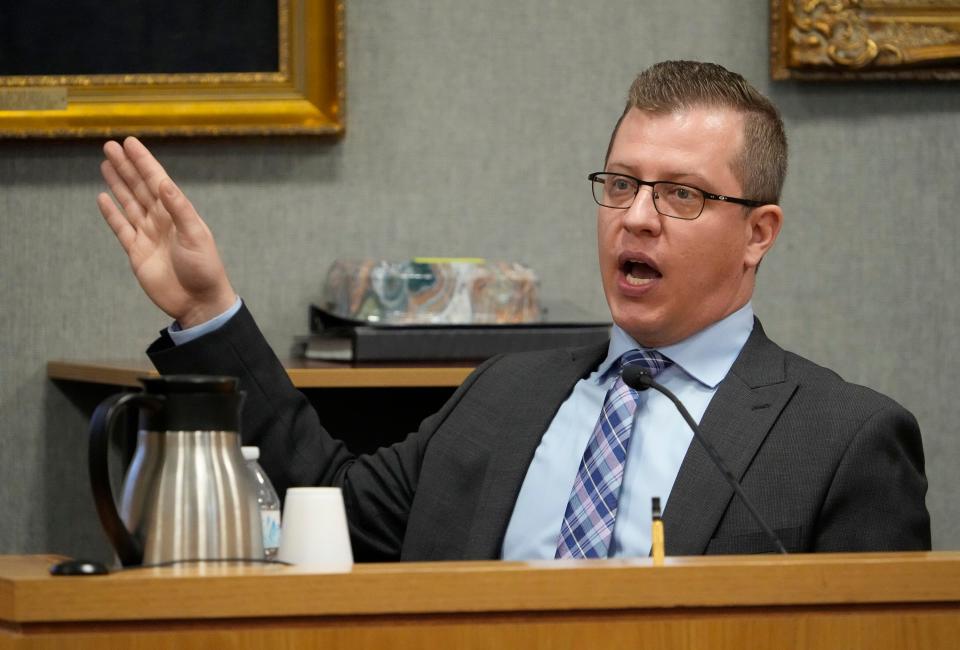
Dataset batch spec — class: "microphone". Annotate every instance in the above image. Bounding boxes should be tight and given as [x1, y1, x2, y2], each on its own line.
[621, 365, 788, 554]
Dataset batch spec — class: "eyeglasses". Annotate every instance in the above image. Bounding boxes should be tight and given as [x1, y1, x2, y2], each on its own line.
[588, 171, 767, 220]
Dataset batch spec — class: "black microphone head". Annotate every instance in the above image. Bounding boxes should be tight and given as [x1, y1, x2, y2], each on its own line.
[621, 365, 654, 390]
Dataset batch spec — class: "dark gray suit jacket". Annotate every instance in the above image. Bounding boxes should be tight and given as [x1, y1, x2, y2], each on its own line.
[148, 304, 931, 560]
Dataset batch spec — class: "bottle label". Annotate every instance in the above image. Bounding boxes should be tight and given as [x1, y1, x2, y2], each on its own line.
[261, 509, 282, 550]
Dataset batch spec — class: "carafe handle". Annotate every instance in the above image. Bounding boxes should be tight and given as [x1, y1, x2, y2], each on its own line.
[88, 392, 163, 567]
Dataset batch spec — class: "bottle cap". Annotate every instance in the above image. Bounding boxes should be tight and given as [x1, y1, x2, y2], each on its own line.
[241, 446, 260, 461]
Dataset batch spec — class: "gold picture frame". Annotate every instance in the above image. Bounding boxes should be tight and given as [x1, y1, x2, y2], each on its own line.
[0, 0, 345, 138]
[771, 0, 960, 80]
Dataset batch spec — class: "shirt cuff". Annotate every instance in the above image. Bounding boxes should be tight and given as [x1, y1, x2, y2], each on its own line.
[167, 296, 243, 346]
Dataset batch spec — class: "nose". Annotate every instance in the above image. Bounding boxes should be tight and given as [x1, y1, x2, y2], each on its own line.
[622, 185, 663, 237]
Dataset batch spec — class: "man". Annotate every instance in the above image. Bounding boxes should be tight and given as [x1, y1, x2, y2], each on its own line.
[97, 60, 930, 561]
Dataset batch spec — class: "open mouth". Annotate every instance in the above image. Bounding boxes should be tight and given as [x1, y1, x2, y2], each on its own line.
[622, 259, 662, 286]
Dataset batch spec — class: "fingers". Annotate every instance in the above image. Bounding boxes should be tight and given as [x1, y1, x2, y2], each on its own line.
[101, 137, 163, 215]
[96, 191, 136, 254]
[157, 178, 207, 242]
[123, 136, 173, 200]
[100, 159, 146, 227]
[98, 136, 211, 263]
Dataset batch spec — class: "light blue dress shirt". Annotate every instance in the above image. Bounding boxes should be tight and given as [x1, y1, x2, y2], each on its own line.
[501, 303, 755, 560]
[166, 296, 243, 346]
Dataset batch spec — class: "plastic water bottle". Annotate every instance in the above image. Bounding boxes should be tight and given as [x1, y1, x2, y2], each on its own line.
[241, 446, 282, 560]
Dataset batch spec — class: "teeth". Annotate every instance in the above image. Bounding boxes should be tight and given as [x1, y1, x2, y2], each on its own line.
[622, 258, 659, 287]
[625, 274, 654, 286]
[624, 258, 656, 270]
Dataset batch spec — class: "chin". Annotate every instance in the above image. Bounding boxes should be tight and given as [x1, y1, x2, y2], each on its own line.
[609, 307, 664, 347]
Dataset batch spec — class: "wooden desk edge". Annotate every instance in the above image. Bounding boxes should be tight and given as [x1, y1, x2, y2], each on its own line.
[47, 360, 475, 389]
[3, 553, 960, 624]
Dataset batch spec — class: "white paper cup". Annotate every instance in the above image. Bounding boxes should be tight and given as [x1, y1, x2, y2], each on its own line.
[278, 487, 353, 572]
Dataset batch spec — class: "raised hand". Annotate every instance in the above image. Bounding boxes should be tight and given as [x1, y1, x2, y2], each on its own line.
[97, 137, 237, 328]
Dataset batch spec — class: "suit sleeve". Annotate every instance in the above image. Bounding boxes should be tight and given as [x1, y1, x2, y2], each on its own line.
[146, 302, 499, 561]
[813, 402, 932, 551]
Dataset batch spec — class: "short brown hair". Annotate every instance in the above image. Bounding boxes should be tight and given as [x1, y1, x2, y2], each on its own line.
[605, 60, 787, 204]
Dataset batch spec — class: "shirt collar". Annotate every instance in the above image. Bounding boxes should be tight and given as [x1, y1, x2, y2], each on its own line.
[596, 302, 755, 389]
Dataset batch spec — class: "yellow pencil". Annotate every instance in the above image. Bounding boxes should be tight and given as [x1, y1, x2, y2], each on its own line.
[651, 497, 665, 566]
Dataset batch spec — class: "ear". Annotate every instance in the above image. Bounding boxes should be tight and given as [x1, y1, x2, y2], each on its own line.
[744, 204, 783, 270]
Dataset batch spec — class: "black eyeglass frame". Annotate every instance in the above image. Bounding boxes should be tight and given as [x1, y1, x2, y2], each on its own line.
[588, 171, 769, 220]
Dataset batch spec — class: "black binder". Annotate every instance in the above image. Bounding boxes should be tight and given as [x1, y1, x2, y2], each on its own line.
[296, 305, 611, 362]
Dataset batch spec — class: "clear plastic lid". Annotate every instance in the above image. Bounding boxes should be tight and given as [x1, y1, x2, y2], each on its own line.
[321, 258, 541, 325]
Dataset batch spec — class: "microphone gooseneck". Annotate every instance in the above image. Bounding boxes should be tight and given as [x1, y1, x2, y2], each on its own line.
[621, 365, 788, 555]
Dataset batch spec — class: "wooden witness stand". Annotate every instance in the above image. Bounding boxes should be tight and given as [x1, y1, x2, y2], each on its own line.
[2, 553, 959, 649]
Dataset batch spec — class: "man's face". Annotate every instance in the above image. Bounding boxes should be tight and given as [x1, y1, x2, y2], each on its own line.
[598, 106, 769, 348]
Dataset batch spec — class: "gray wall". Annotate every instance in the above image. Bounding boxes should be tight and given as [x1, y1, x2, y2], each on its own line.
[1, 1, 958, 557]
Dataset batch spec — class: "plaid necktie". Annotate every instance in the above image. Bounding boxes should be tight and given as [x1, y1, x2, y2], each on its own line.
[555, 349, 672, 559]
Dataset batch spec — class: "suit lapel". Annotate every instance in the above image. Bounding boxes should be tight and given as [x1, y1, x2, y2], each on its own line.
[462, 342, 608, 559]
[663, 320, 798, 555]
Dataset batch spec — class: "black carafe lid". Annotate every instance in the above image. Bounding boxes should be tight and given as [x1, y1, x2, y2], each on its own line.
[139, 375, 239, 394]
[138, 375, 243, 432]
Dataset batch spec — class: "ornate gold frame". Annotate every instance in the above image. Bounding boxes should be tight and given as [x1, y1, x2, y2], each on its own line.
[0, 0, 345, 137]
[771, 0, 960, 80]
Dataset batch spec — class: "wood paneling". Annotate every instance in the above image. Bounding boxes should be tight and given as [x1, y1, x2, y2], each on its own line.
[2, 554, 960, 649]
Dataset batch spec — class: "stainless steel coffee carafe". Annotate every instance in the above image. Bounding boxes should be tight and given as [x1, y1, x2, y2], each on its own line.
[88, 375, 263, 567]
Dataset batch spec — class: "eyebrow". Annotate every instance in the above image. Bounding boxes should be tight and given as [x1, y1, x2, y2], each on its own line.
[663, 172, 714, 189]
[605, 166, 715, 189]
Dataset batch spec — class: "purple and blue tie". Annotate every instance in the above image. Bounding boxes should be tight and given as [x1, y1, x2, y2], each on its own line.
[555, 349, 672, 559]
